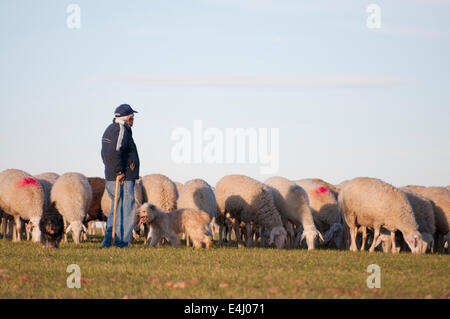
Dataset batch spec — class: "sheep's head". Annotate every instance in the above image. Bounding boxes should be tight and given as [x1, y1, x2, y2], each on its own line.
[420, 232, 434, 253]
[268, 226, 287, 249]
[404, 231, 423, 254]
[296, 225, 324, 250]
[323, 223, 344, 248]
[137, 203, 157, 226]
[66, 221, 86, 244]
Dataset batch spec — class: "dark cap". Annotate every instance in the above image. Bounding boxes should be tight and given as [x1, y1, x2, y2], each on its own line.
[114, 104, 138, 117]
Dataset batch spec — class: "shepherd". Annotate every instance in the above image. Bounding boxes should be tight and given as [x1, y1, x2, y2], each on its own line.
[100, 104, 140, 248]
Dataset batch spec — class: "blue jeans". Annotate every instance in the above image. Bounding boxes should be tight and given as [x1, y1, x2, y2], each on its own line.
[101, 180, 136, 248]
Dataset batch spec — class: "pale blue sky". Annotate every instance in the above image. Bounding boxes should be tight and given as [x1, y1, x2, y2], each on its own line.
[1, 0, 449, 187]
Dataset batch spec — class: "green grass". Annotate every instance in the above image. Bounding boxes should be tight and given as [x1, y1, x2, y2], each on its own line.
[0, 235, 449, 299]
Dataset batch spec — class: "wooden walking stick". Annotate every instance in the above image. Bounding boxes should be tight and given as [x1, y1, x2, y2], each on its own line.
[111, 175, 121, 246]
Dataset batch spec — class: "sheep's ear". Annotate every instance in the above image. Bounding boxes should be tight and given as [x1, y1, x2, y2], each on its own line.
[82, 224, 87, 233]
[66, 224, 72, 233]
[374, 236, 383, 248]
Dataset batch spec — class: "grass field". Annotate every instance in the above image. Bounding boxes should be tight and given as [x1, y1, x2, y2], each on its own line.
[0, 234, 449, 299]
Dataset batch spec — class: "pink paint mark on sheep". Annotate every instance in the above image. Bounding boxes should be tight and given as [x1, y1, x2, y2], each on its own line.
[315, 186, 329, 195]
[17, 177, 40, 188]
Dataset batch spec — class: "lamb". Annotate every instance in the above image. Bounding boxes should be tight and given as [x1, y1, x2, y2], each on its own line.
[0, 169, 44, 242]
[215, 175, 287, 249]
[405, 187, 450, 253]
[141, 174, 178, 212]
[295, 179, 344, 249]
[264, 177, 322, 250]
[50, 172, 92, 244]
[338, 177, 423, 254]
[137, 203, 213, 248]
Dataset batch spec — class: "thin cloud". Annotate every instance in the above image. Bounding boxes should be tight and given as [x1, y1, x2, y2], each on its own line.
[97, 74, 412, 88]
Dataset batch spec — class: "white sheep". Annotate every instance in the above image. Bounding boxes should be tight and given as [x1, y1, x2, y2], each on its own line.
[400, 188, 436, 253]
[50, 172, 92, 244]
[0, 169, 44, 242]
[404, 186, 450, 254]
[338, 177, 423, 254]
[141, 174, 178, 212]
[295, 179, 344, 249]
[177, 178, 218, 245]
[215, 175, 287, 249]
[264, 176, 323, 250]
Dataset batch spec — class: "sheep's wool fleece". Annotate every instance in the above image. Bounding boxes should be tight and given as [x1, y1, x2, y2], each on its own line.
[339, 177, 418, 233]
[141, 174, 178, 212]
[177, 179, 218, 219]
[215, 174, 283, 229]
[51, 172, 92, 222]
[0, 169, 44, 220]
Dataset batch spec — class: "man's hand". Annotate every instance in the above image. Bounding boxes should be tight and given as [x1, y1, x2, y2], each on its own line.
[117, 173, 125, 184]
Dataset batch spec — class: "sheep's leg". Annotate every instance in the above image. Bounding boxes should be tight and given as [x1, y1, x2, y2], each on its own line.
[349, 226, 358, 252]
[218, 223, 224, 246]
[13, 216, 22, 242]
[369, 226, 380, 252]
[233, 221, 245, 248]
[245, 223, 254, 247]
[391, 231, 399, 253]
[360, 226, 367, 251]
[1, 216, 6, 240]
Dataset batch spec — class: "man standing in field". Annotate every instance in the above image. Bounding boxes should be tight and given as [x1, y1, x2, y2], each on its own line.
[100, 104, 140, 248]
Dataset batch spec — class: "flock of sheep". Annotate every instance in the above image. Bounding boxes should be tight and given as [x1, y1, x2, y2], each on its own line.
[0, 168, 449, 254]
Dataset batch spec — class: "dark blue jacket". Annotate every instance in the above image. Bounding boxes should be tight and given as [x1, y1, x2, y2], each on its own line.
[101, 119, 140, 181]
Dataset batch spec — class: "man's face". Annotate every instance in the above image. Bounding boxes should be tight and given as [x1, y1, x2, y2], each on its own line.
[126, 115, 135, 127]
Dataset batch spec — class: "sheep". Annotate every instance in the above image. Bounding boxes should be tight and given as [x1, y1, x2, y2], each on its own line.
[177, 178, 219, 246]
[174, 181, 183, 198]
[141, 174, 178, 212]
[264, 177, 322, 250]
[338, 177, 423, 254]
[0, 169, 44, 242]
[177, 179, 218, 219]
[309, 178, 339, 199]
[50, 172, 92, 244]
[137, 203, 213, 248]
[295, 179, 344, 249]
[33, 172, 60, 240]
[215, 175, 287, 249]
[400, 188, 436, 253]
[405, 186, 450, 253]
